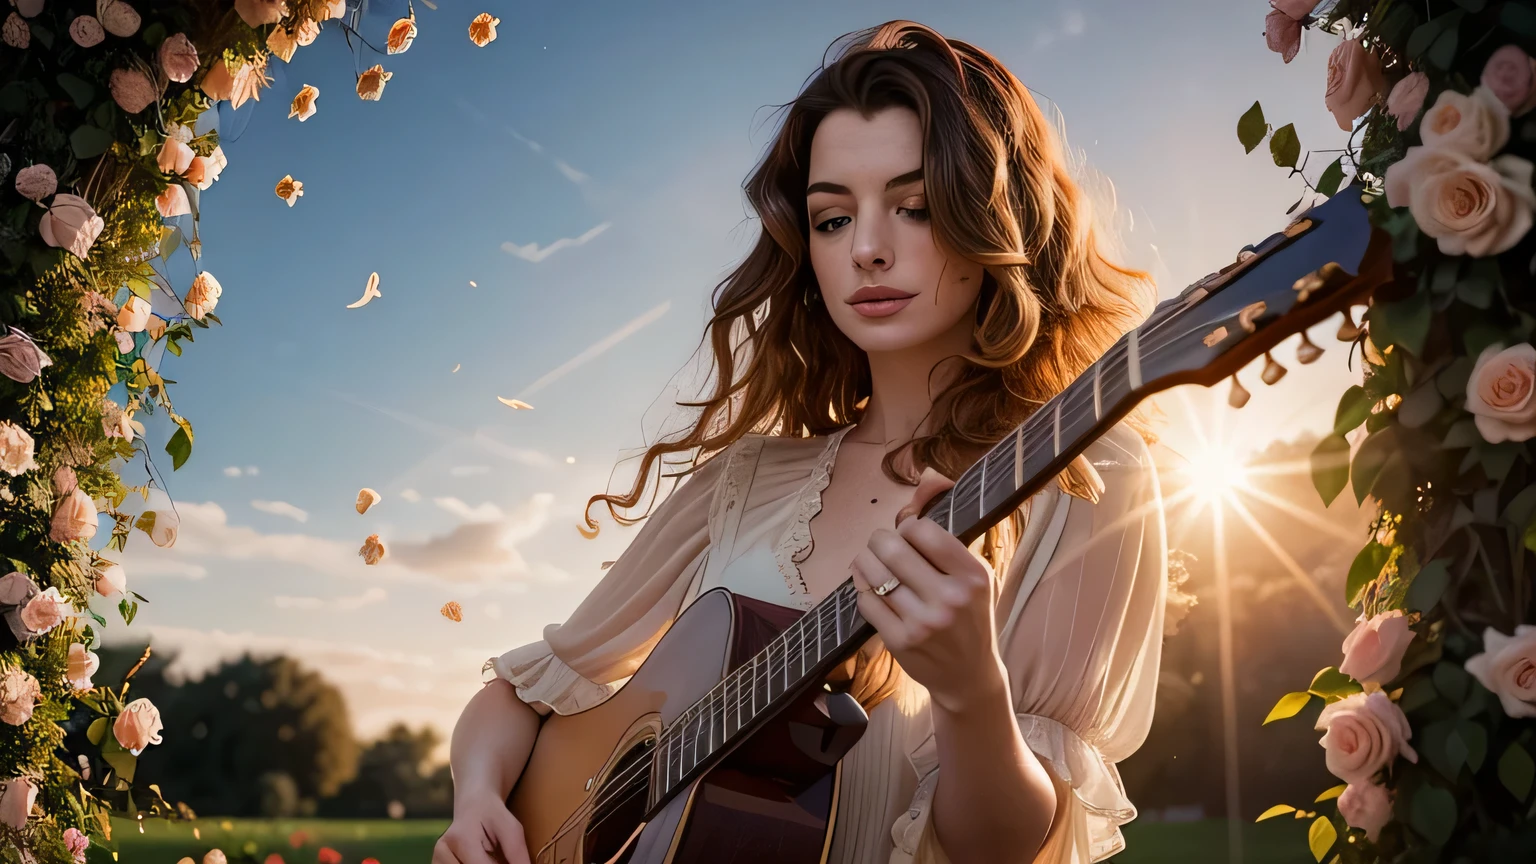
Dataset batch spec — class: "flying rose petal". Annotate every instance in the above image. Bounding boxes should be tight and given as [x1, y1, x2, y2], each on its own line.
[451, 364, 460, 373]
[355, 487, 381, 514]
[468, 12, 498, 47]
[440, 601, 462, 622]
[358, 534, 386, 565]
[347, 272, 381, 308]
[468, 281, 477, 288]
[274, 174, 303, 207]
[497, 397, 532, 409]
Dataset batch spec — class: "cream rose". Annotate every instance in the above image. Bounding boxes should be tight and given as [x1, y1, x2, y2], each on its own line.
[1386, 72, 1430, 132]
[117, 295, 151, 332]
[49, 488, 98, 543]
[185, 271, 222, 319]
[40, 194, 105, 260]
[66, 643, 98, 691]
[0, 667, 39, 725]
[1464, 625, 1536, 719]
[1325, 38, 1387, 132]
[1421, 86, 1511, 161]
[1464, 343, 1536, 443]
[195, 146, 226, 191]
[1339, 610, 1415, 687]
[0, 777, 35, 829]
[1315, 691, 1418, 784]
[113, 697, 164, 755]
[14, 163, 55, 202]
[20, 587, 70, 635]
[1337, 782, 1392, 841]
[98, 0, 140, 38]
[94, 563, 126, 598]
[0, 422, 37, 477]
[1383, 146, 1535, 257]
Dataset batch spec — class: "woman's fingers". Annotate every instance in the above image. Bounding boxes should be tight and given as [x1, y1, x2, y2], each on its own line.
[897, 515, 989, 591]
[849, 551, 907, 645]
[867, 525, 948, 605]
[490, 808, 532, 864]
[895, 466, 956, 527]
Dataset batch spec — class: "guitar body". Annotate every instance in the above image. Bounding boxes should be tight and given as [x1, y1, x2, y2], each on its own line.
[509, 588, 862, 864]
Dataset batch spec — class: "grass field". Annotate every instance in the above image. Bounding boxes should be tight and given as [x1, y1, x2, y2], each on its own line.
[86, 816, 1311, 863]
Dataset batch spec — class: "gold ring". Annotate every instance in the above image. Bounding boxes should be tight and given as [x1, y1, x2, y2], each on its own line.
[872, 576, 902, 597]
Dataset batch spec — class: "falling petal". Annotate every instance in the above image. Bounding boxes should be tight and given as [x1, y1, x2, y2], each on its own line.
[468, 280, 477, 288]
[274, 174, 303, 207]
[468, 12, 499, 47]
[440, 601, 463, 622]
[497, 397, 533, 409]
[355, 488, 381, 514]
[347, 272, 381, 308]
[358, 534, 386, 565]
[451, 364, 460, 373]
[600, 561, 615, 570]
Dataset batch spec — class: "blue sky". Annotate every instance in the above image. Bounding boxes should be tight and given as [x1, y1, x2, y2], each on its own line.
[104, 0, 1361, 742]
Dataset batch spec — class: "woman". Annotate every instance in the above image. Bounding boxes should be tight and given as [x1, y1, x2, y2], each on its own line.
[437, 20, 1166, 864]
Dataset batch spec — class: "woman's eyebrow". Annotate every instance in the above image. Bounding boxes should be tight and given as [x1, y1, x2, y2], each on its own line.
[805, 167, 924, 196]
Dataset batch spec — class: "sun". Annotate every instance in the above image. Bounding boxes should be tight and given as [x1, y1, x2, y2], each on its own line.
[1181, 443, 1251, 504]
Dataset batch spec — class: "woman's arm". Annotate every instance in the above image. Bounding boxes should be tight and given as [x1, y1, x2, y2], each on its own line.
[434, 679, 542, 864]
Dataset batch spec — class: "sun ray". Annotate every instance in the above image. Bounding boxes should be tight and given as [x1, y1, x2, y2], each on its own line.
[1234, 484, 1367, 546]
[1224, 493, 1354, 634]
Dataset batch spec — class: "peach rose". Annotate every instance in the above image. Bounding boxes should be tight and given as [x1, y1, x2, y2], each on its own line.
[387, 15, 416, 54]
[185, 271, 222, 319]
[1464, 625, 1536, 719]
[40, 194, 105, 260]
[67, 643, 99, 691]
[201, 58, 241, 101]
[14, 163, 55, 202]
[356, 64, 391, 100]
[49, 488, 98, 543]
[1339, 610, 1415, 687]
[267, 25, 297, 62]
[157, 136, 194, 175]
[0, 422, 37, 477]
[97, 0, 140, 38]
[112, 697, 163, 754]
[1465, 343, 1536, 443]
[1264, 10, 1302, 65]
[289, 84, 318, 121]
[0, 667, 39, 725]
[146, 314, 166, 341]
[182, 156, 207, 187]
[117, 295, 151, 332]
[234, 0, 287, 27]
[94, 562, 126, 598]
[69, 15, 105, 47]
[1383, 146, 1535, 257]
[1315, 691, 1418, 784]
[20, 587, 70, 635]
[1337, 782, 1392, 841]
[1386, 72, 1430, 132]
[158, 33, 199, 83]
[155, 184, 190, 218]
[1421, 86, 1510, 161]
[1272, 0, 1320, 19]
[109, 67, 156, 113]
[0, 777, 35, 829]
[1325, 38, 1387, 131]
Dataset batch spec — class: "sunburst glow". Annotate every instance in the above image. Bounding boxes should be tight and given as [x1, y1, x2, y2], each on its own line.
[1181, 444, 1251, 504]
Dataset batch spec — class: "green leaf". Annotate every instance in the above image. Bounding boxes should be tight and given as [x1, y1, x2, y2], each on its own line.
[134, 511, 156, 539]
[1406, 558, 1451, 613]
[1453, 0, 1487, 13]
[1434, 661, 1471, 703]
[1264, 691, 1314, 725]
[1256, 804, 1296, 822]
[1316, 157, 1345, 197]
[1499, 742, 1535, 802]
[1315, 785, 1347, 803]
[101, 751, 137, 785]
[87, 609, 106, 628]
[1311, 434, 1352, 506]
[86, 718, 107, 747]
[1428, 26, 1460, 69]
[1456, 720, 1487, 771]
[1458, 276, 1496, 309]
[1333, 385, 1374, 435]
[166, 338, 182, 357]
[1238, 101, 1268, 154]
[1410, 785, 1457, 846]
[1351, 429, 1396, 506]
[1346, 542, 1389, 605]
[166, 426, 192, 471]
[1309, 667, 1364, 702]
[141, 21, 166, 47]
[56, 73, 94, 109]
[158, 227, 181, 261]
[1270, 123, 1301, 169]
[69, 125, 114, 160]
[118, 598, 137, 627]
[1307, 816, 1337, 862]
[1503, 1, 1536, 36]
[1370, 291, 1432, 356]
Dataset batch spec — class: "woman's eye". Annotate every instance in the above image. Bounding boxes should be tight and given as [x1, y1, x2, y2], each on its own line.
[898, 206, 930, 222]
[814, 215, 851, 232]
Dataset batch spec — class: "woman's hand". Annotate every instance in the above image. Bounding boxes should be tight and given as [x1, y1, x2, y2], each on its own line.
[849, 467, 1009, 713]
[432, 789, 531, 864]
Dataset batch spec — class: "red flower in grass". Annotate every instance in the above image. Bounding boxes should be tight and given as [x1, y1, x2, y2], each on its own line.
[264, 856, 286, 864]
[288, 830, 309, 849]
[362, 859, 380, 864]
[318, 848, 342, 864]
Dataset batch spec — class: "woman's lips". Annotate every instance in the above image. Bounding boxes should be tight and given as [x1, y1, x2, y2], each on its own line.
[851, 296, 915, 318]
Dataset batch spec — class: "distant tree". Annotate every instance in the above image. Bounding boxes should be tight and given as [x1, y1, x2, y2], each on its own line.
[320, 723, 453, 819]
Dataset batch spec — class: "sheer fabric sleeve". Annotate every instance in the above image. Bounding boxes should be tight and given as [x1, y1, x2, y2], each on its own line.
[893, 423, 1167, 864]
[483, 449, 728, 716]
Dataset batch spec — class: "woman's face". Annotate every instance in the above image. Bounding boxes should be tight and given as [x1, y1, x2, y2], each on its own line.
[805, 106, 985, 356]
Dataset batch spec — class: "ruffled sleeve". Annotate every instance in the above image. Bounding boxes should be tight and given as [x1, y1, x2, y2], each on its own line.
[891, 423, 1167, 864]
[482, 447, 729, 716]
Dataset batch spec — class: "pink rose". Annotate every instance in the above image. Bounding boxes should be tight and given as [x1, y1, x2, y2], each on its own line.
[1421, 87, 1510, 161]
[1464, 625, 1536, 718]
[1337, 782, 1392, 842]
[1482, 45, 1536, 117]
[49, 488, 98, 543]
[0, 422, 37, 477]
[1315, 691, 1418, 784]
[0, 777, 35, 829]
[155, 183, 190, 218]
[158, 32, 198, 83]
[52, 465, 76, 497]
[14, 163, 55, 202]
[20, 587, 69, 634]
[234, 0, 288, 27]
[94, 562, 126, 598]
[1465, 343, 1536, 443]
[1339, 610, 1415, 687]
[1265, 10, 1302, 65]
[39, 193, 104, 260]
[62, 827, 88, 863]
[1386, 72, 1430, 132]
[1271, 0, 1320, 19]
[67, 643, 99, 691]
[1383, 147, 1535, 257]
[156, 137, 193, 175]
[69, 15, 104, 48]
[113, 697, 164, 754]
[109, 67, 156, 114]
[0, 328, 51, 383]
[1325, 39, 1387, 131]
[183, 156, 208, 187]
[0, 667, 39, 725]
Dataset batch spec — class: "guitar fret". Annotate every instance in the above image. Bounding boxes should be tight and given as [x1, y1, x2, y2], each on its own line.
[1093, 361, 1103, 419]
[1053, 402, 1062, 456]
[1127, 326, 1142, 389]
[1014, 426, 1023, 490]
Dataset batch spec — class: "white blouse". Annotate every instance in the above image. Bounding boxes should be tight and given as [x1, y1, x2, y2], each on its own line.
[488, 422, 1166, 864]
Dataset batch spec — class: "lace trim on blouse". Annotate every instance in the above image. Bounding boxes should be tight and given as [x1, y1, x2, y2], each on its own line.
[770, 425, 855, 606]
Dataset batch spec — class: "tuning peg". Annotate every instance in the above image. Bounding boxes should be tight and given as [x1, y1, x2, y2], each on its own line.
[1260, 352, 1288, 385]
[1239, 301, 1268, 334]
[1296, 333, 1324, 365]
[1228, 374, 1251, 409]
[1337, 307, 1362, 342]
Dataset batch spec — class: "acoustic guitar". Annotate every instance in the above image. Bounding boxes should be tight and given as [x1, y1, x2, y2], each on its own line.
[505, 185, 1394, 864]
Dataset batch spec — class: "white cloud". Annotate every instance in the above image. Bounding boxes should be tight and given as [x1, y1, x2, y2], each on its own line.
[501, 222, 610, 263]
[251, 499, 309, 523]
[223, 466, 244, 477]
[483, 602, 502, 621]
[391, 493, 554, 582]
[433, 497, 505, 522]
[450, 465, 491, 477]
[127, 559, 208, 580]
[1063, 9, 1086, 36]
[400, 488, 421, 502]
[275, 586, 387, 611]
[247, 466, 260, 476]
[554, 160, 588, 184]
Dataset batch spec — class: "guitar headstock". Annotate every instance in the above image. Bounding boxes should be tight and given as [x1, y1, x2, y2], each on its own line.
[1135, 185, 1394, 406]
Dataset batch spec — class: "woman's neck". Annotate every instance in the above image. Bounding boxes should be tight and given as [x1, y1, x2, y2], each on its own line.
[846, 314, 975, 449]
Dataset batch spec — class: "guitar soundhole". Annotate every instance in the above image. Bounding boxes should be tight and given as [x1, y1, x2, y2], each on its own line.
[582, 738, 655, 864]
